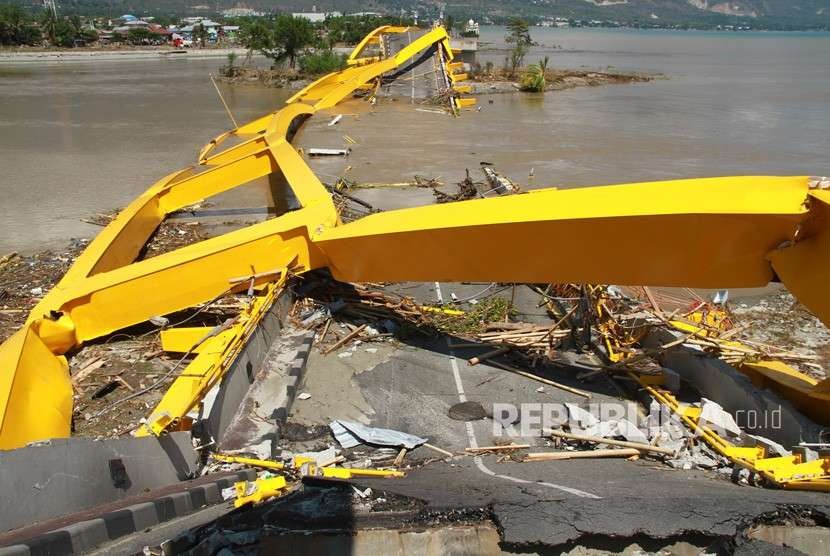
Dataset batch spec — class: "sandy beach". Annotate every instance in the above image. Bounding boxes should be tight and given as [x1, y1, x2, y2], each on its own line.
[0, 46, 248, 63]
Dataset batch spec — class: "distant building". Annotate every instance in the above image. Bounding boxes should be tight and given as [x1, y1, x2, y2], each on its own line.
[221, 7, 263, 18]
[292, 12, 341, 22]
[463, 19, 480, 36]
[148, 24, 172, 38]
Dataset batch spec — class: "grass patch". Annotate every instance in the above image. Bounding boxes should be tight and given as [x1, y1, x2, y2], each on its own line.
[429, 297, 516, 336]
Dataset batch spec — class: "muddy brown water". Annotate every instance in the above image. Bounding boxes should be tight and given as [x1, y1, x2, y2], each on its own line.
[2, 28, 829, 257]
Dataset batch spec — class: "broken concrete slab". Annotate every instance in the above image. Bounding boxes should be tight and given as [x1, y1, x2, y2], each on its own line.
[201, 292, 292, 446]
[217, 328, 314, 459]
[644, 328, 825, 448]
[0, 433, 199, 533]
[699, 397, 743, 438]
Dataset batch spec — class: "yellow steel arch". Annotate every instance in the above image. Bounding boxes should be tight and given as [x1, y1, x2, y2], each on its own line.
[1, 25, 829, 453]
[0, 25, 470, 450]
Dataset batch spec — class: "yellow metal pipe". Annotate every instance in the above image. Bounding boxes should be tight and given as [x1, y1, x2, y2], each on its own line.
[211, 453, 285, 470]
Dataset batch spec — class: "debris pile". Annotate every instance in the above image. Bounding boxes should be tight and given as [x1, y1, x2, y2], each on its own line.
[207, 420, 455, 511]
[431, 171, 480, 203]
[286, 275, 828, 488]
[71, 290, 256, 439]
[0, 241, 86, 343]
[732, 291, 830, 378]
[141, 220, 207, 259]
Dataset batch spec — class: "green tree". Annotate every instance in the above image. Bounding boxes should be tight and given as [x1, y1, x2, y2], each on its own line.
[520, 56, 549, 92]
[152, 15, 174, 28]
[505, 17, 532, 76]
[0, 5, 41, 46]
[298, 50, 346, 75]
[193, 22, 208, 48]
[239, 15, 314, 69]
[444, 14, 455, 37]
[126, 27, 153, 45]
[40, 8, 58, 46]
[69, 14, 82, 37]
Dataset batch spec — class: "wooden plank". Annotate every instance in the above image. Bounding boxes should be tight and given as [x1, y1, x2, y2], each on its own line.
[465, 444, 530, 453]
[71, 358, 105, 385]
[467, 346, 510, 366]
[546, 429, 676, 456]
[322, 324, 367, 355]
[487, 360, 592, 399]
[524, 448, 640, 461]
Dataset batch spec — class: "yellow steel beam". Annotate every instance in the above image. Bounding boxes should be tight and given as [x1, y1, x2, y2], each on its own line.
[346, 25, 407, 65]
[211, 453, 285, 470]
[0, 324, 72, 449]
[39, 212, 319, 352]
[233, 475, 289, 507]
[158, 150, 278, 213]
[642, 378, 830, 489]
[160, 327, 236, 354]
[288, 27, 454, 110]
[315, 176, 809, 288]
[768, 188, 830, 345]
[0, 26, 464, 449]
[138, 281, 285, 437]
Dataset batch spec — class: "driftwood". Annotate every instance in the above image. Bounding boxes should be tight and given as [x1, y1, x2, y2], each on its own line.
[546, 429, 676, 456]
[465, 444, 530, 453]
[322, 324, 367, 355]
[525, 448, 640, 461]
[467, 346, 510, 366]
[423, 443, 454, 458]
[71, 358, 105, 385]
[487, 360, 592, 399]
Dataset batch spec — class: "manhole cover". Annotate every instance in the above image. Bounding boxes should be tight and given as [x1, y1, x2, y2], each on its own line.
[449, 401, 487, 421]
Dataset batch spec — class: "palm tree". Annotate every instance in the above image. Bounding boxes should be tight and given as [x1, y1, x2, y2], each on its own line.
[41, 9, 57, 46]
[194, 23, 208, 48]
[520, 57, 550, 92]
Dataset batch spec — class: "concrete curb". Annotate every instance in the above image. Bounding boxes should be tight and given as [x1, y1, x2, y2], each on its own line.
[0, 469, 255, 556]
[273, 333, 315, 441]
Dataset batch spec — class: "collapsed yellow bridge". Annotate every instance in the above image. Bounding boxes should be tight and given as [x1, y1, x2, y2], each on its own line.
[1, 26, 829, 488]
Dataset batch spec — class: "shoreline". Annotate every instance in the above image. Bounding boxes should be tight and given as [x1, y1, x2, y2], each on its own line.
[216, 66, 658, 92]
[0, 47, 248, 64]
[472, 68, 658, 94]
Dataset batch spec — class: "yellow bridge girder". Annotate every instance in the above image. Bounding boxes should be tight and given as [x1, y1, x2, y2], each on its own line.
[0, 25, 468, 450]
[1, 25, 828, 456]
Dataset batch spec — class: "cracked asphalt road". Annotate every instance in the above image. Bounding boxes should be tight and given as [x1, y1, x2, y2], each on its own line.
[293, 281, 830, 549]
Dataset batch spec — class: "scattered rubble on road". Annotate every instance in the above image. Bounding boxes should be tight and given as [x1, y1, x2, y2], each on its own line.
[281, 274, 830, 488]
[3, 194, 830, 495]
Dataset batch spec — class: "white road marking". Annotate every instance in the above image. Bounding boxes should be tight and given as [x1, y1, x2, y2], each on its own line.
[436, 282, 599, 499]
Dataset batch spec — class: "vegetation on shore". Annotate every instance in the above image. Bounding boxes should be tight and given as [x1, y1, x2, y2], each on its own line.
[1, 4, 175, 47]
[236, 14, 407, 72]
[1, 5, 97, 47]
[519, 56, 549, 93]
